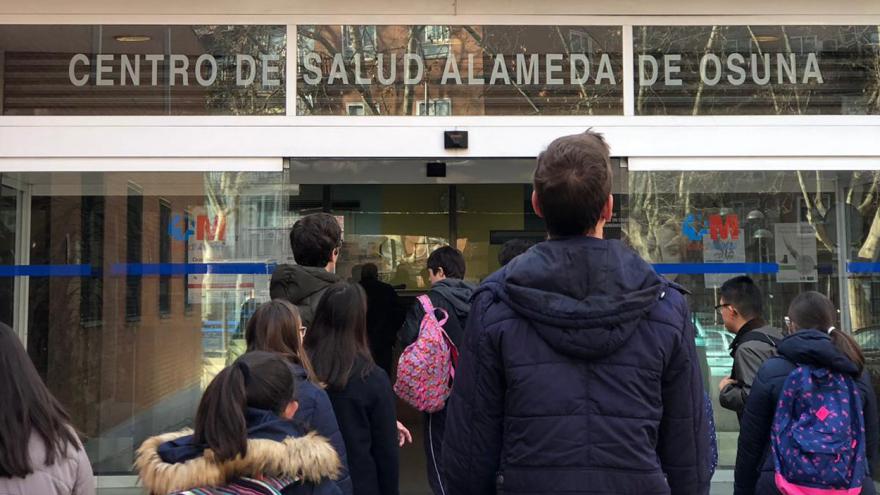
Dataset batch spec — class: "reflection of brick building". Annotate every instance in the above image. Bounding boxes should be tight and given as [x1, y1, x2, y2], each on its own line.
[297, 25, 623, 116]
[27, 173, 205, 471]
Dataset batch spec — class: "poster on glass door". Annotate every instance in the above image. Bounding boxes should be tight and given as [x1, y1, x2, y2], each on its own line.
[703, 226, 746, 288]
[774, 223, 818, 283]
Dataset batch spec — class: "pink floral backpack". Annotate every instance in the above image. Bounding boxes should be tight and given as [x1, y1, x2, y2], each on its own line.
[394, 295, 459, 413]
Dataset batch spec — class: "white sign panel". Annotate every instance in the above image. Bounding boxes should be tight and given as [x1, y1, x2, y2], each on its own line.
[703, 231, 746, 288]
[774, 223, 818, 283]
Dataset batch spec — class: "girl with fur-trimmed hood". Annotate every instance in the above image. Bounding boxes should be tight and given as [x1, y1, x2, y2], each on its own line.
[135, 351, 342, 495]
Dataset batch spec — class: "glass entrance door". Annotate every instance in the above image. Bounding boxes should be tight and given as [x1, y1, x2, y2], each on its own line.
[284, 158, 626, 494]
[0, 184, 18, 329]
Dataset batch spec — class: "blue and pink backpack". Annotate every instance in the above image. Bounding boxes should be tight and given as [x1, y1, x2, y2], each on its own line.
[770, 364, 868, 495]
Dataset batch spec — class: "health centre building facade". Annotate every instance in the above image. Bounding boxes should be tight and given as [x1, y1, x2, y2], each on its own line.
[0, 0, 879, 488]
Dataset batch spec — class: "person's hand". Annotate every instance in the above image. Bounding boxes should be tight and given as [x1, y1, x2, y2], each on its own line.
[719, 376, 737, 392]
[396, 421, 412, 447]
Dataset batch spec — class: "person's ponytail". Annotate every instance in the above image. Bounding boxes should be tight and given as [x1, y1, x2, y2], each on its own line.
[789, 291, 866, 374]
[829, 327, 866, 374]
[193, 362, 249, 462]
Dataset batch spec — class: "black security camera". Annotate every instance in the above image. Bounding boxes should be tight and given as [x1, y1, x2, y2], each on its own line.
[426, 161, 447, 177]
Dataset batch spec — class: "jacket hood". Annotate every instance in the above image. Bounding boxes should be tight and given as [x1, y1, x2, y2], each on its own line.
[778, 329, 861, 375]
[290, 362, 308, 381]
[135, 408, 340, 495]
[482, 237, 667, 360]
[271, 264, 339, 304]
[432, 278, 476, 321]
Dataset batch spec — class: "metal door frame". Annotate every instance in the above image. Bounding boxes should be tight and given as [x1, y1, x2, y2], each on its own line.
[1, 174, 32, 344]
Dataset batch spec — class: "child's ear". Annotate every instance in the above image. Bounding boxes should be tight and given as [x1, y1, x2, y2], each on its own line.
[283, 400, 299, 420]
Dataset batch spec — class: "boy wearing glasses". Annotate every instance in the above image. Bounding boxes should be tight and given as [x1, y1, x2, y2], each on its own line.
[716, 276, 783, 421]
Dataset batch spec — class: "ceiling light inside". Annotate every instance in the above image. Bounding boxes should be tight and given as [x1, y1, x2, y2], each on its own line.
[114, 35, 151, 43]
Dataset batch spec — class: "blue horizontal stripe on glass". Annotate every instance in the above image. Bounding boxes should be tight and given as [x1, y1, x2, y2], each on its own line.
[847, 262, 880, 274]
[652, 263, 779, 275]
[0, 262, 816, 277]
[109, 263, 274, 276]
[0, 264, 92, 277]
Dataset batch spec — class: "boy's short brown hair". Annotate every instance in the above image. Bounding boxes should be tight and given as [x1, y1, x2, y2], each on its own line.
[534, 130, 612, 237]
[290, 213, 343, 267]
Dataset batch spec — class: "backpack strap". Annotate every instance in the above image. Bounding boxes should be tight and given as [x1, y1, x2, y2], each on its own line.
[444, 331, 460, 379]
[418, 294, 448, 327]
[418, 294, 458, 378]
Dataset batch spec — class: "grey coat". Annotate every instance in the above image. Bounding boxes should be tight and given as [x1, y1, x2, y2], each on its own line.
[719, 322, 783, 418]
[0, 433, 95, 495]
[270, 264, 340, 328]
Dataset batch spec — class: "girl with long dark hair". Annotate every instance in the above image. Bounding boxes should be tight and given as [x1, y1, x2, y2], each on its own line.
[0, 323, 95, 495]
[245, 299, 352, 494]
[304, 283, 401, 495]
[136, 351, 342, 495]
[734, 292, 879, 495]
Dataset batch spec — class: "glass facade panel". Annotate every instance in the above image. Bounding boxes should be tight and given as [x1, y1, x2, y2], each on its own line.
[0, 25, 286, 115]
[634, 25, 880, 115]
[2, 171, 285, 474]
[0, 185, 16, 328]
[5, 23, 878, 117]
[842, 171, 880, 476]
[297, 25, 623, 116]
[296, 184, 452, 289]
[4, 163, 880, 487]
[622, 169, 865, 466]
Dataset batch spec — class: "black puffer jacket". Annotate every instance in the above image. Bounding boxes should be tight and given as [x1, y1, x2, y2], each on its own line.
[442, 236, 711, 495]
[290, 364, 352, 495]
[270, 265, 340, 327]
[323, 359, 399, 495]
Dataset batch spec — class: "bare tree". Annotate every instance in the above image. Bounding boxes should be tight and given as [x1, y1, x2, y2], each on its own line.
[194, 25, 286, 115]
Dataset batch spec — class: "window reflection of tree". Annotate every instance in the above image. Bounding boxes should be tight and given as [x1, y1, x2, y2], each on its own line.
[193, 25, 286, 115]
[636, 25, 880, 116]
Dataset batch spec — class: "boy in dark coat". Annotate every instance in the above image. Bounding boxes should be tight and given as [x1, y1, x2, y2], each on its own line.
[271, 213, 342, 328]
[399, 246, 475, 495]
[442, 131, 711, 495]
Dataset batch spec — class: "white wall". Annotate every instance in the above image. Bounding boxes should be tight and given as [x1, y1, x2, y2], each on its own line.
[1, 117, 878, 167]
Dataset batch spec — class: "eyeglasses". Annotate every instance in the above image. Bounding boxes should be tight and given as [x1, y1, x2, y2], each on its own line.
[714, 303, 732, 313]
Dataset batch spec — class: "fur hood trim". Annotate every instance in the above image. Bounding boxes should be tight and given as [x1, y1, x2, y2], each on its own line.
[134, 429, 340, 495]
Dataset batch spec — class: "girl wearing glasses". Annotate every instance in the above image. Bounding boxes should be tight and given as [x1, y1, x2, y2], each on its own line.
[246, 299, 352, 495]
[734, 292, 878, 494]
